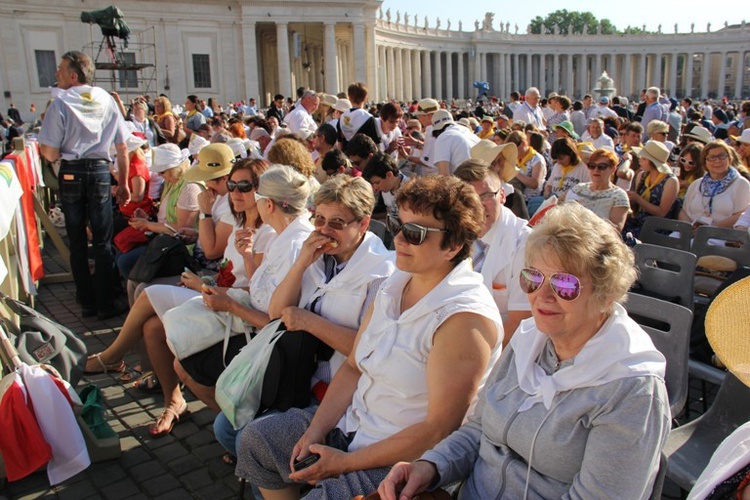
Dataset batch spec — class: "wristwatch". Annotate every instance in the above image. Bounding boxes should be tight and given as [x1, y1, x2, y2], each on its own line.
[199, 213, 212, 220]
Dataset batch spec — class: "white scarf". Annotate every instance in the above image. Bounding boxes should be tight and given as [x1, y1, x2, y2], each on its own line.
[340, 108, 372, 141]
[56, 86, 111, 134]
[510, 303, 665, 412]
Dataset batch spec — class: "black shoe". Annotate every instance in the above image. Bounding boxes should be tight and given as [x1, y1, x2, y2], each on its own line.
[82, 305, 98, 317]
[97, 302, 129, 320]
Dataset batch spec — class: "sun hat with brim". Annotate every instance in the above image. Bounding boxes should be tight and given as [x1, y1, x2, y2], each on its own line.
[333, 99, 351, 113]
[431, 110, 454, 131]
[552, 121, 579, 140]
[188, 134, 210, 156]
[481, 116, 494, 124]
[320, 94, 337, 108]
[577, 142, 596, 162]
[184, 143, 235, 181]
[706, 276, 750, 387]
[457, 117, 471, 129]
[152, 144, 190, 173]
[731, 129, 750, 145]
[470, 140, 519, 182]
[632, 140, 671, 174]
[683, 126, 713, 145]
[416, 98, 440, 116]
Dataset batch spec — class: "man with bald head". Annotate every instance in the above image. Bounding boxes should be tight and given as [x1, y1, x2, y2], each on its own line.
[512, 87, 545, 130]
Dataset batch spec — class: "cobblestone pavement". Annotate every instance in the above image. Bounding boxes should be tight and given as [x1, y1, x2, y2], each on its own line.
[0, 236, 719, 499]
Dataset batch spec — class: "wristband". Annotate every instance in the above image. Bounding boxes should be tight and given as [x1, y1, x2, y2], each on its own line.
[199, 213, 212, 220]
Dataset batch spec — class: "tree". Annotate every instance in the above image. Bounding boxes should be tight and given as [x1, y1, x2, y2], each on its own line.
[530, 9, 641, 35]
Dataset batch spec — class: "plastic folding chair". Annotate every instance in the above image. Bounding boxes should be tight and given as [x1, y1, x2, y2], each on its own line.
[691, 226, 750, 267]
[640, 217, 693, 252]
[632, 243, 697, 311]
[624, 292, 691, 418]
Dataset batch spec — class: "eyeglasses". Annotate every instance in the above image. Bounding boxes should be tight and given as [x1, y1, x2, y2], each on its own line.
[311, 214, 358, 231]
[586, 162, 612, 171]
[227, 180, 257, 193]
[386, 214, 446, 246]
[706, 153, 729, 163]
[253, 192, 271, 203]
[350, 158, 364, 168]
[519, 267, 583, 301]
[679, 157, 695, 167]
[478, 189, 500, 202]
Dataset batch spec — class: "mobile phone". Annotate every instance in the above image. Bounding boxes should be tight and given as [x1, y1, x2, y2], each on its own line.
[292, 453, 320, 472]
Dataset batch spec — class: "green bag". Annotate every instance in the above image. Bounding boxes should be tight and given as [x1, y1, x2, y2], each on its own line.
[79, 385, 118, 439]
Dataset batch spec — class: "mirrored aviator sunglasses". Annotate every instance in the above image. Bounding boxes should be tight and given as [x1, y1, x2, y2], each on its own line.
[386, 214, 446, 246]
[519, 268, 582, 301]
[227, 180, 256, 193]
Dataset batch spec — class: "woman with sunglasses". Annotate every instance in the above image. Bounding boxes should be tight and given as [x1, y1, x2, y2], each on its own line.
[379, 203, 669, 500]
[565, 148, 630, 231]
[235, 176, 501, 499]
[215, 175, 396, 463]
[676, 142, 705, 198]
[679, 140, 750, 230]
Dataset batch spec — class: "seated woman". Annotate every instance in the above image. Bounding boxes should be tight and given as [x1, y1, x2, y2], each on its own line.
[623, 140, 679, 238]
[114, 132, 153, 232]
[379, 203, 670, 500]
[676, 142, 705, 199]
[565, 148, 630, 231]
[235, 175, 502, 499]
[115, 143, 201, 292]
[543, 137, 590, 202]
[153, 96, 180, 145]
[679, 140, 750, 230]
[213, 175, 396, 460]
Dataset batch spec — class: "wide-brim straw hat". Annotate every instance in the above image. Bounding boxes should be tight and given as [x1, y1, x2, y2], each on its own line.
[706, 276, 750, 387]
[632, 140, 671, 175]
[683, 126, 713, 145]
[184, 143, 235, 181]
[470, 140, 519, 182]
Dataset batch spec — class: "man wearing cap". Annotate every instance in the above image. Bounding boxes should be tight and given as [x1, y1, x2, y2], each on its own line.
[39, 50, 130, 319]
[513, 87, 545, 130]
[404, 97, 440, 175]
[432, 110, 481, 176]
[640, 87, 668, 143]
[454, 159, 531, 344]
[589, 96, 618, 120]
[181, 143, 235, 264]
[582, 118, 615, 150]
[477, 116, 495, 139]
[337, 82, 378, 149]
[283, 90, 319, 138]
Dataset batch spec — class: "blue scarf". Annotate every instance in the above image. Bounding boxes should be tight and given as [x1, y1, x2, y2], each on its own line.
[699, 167, 738, 215]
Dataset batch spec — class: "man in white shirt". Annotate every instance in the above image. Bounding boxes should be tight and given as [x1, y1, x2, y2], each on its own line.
[512, 87, 545, 130]
[589, 96, 618, 120]
[581, 118, 615, 149]
[432, 110, 480, 176]
[283, 91, 319, 138]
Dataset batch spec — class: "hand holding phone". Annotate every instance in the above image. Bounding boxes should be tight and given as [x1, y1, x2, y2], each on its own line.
[292, 453, 320, 472]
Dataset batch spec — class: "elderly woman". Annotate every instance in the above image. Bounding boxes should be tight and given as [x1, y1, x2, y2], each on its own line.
[379, 203, 670, 500]
[214, 175, 396, 461]
[565, 148, 630, 231]
[623, 140, 679, 238]
[129, 99, 162, 147]
[153, 96, 181, 145]
[679, 140, 750, 229]
[234, 175, 502, 499]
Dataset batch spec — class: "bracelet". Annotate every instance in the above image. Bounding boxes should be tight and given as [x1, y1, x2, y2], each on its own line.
[199, 213, 212, 220]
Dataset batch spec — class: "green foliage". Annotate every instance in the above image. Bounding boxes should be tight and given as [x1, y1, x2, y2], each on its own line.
[529, 9, 651, 35]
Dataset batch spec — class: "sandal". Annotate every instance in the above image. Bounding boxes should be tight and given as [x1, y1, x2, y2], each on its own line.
[132, 371, 161, 393]
[222, 453, 237, 466]
[84, 353, 126, 374]
[119, 366, 143, 383]
[149, 402, 190, 438]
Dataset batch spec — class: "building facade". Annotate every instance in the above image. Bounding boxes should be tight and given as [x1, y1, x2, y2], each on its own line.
[0, 0, 747, 122]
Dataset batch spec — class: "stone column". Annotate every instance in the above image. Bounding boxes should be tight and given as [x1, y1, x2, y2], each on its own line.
[241, 20, 259, 101]
[553, 54, 560, 94]
[566, 54, 574, 96]
[668, 53, 678, 97]
[386, 46, 395, 99]
[353, 23, 366, 82]
[457, 52, 465, 99]
[609, 55, 618, 91]
[435, 51, 443, 100]
[394, 48, 403, 101]
[653, 53, 663, 90]
[701, 52, 711, 98]
[276, 23, 292, 97]
[423, 50, 433, 98]
[717, 51, 727, 98]
[594, 53, 602, 85]
[638, 53, 647, 92]
[365, 24, 377, 98]
[403, 49, 413, 102]
[413, 49, 422, 99]
[622, 54, 632, 98]
[578, 55, 588, 97]
[539, 54, 546, 95]
[324, 23, 338, 94]
[734, 51, 745, 99]
[446, 52, 453, 100]
[685, 52, 694, 98]
[525, 54, 532, 90]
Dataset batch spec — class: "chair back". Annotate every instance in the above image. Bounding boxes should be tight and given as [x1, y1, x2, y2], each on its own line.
[640, 217, 692, 251]
[625, 292, 692, 417]
[691, 226, 750, 267]
[632, 243, 697, 311]
[367, 219, 387, 244]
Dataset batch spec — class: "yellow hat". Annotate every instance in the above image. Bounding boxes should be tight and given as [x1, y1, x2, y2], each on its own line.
[184, 143, 235, 181]
[706, 276, 750, 387]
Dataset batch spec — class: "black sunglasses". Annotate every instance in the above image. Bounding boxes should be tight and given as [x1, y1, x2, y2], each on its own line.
[227, 180, 256, 193]
[586, 162, 611, 171]
[386, 214, 446, 246]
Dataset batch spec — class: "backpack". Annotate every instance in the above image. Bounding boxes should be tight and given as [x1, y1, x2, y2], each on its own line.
[128, 233, 200, 283]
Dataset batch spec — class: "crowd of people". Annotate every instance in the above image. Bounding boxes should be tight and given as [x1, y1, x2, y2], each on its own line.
[23, 48, 750, 499]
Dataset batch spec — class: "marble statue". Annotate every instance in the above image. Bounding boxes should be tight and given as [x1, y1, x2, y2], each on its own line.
[475, 20, 480, 31]
[386, 8, 391, 23]
[554, 24, 559, 35]
[395, 10, 400, 24]
[424, 15, 428, 29]
[447, 19, 451, 31]
[458, 20, 462, 31]
[483, 12, 495, 31]
[436, 18, 441, 30]
[404, 13, 409, 25]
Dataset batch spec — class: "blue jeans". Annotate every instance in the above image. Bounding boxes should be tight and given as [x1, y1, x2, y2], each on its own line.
[116, 245, 147, 280]
[214, 409, 279, 457]
[59, 160, 118, 310]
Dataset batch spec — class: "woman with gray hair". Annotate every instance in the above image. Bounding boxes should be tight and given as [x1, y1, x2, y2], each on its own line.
[380, 203, 670, 500]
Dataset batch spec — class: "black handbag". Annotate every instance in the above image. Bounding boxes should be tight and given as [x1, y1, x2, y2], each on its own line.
[0, 292, 87, 386]
[128, 233, 200, 283]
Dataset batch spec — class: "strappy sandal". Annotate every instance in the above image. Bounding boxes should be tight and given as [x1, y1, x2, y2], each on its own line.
[84, 353, 126, 374]
[119, 365, 143, 383]
[148, 402, 190, 438]
[132, 371, 161, 393]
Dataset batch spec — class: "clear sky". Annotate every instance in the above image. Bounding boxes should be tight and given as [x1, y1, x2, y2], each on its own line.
[379, 0, 747, 34]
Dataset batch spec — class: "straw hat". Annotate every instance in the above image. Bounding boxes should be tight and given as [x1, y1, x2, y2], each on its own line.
[184, 143, 235, 181]
[333, 99, 351, 113]
[683, 126, 713, 145]
[632, 141, 671, 174]
[320, 93, 337, 108]
[152, 144, 189, 173]
[470, 140, 519, 182]
[457, 117, 471, 129]
[706, 276, 750, 386]
[577, 142, 596, 162]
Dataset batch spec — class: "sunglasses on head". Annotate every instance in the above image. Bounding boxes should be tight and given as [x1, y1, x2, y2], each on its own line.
[519, 268, 583, 301]
[227, 180, 256, 193]
[311, 214, 357, 231]
[386, 214, 446, 246]
[586, 162, 611, 171]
